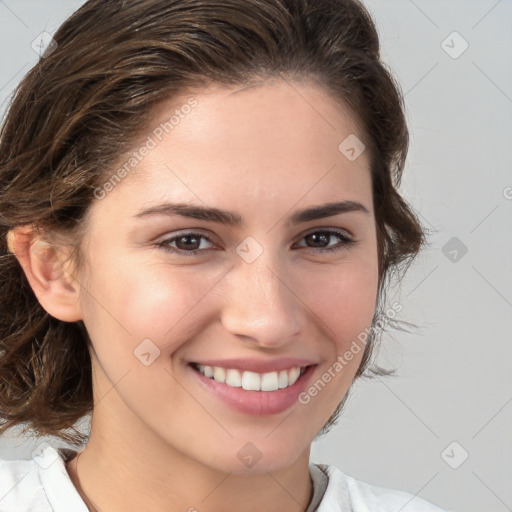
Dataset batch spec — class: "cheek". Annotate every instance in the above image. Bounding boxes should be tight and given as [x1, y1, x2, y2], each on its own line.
[294, 264, 378, 422]
[80, 260, 221, 402]
[301, 257, 379, 349]
[105, 261, 225, 350]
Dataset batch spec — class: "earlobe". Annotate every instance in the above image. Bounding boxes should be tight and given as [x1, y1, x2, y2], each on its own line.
[6, 226, 84, 322]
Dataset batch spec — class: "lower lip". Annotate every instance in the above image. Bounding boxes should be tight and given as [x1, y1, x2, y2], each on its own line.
[188, 364, 317, 416]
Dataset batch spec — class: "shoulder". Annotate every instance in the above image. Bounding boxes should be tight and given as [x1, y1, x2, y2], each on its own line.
[313, 463, 452, 512]
[0, 451, 52, 511]
[0, 442, 87, 512]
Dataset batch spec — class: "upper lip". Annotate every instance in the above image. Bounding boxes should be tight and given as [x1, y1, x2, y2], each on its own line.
[189, 357, 317, 374]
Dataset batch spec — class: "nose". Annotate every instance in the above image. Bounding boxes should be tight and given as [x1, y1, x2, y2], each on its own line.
[220, 256, 305, 348]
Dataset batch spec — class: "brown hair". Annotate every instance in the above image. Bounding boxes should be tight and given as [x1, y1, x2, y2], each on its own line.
[0, 0, 428, 445]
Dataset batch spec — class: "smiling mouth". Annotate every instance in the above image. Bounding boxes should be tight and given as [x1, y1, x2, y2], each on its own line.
[189, 362, 311, 391]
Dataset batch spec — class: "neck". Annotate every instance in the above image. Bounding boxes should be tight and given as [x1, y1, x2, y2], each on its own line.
[67, 436, 314, 512]
[65, 367, 314, 512]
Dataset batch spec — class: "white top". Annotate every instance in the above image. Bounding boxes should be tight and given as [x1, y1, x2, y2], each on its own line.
[0, 444, 451, 511]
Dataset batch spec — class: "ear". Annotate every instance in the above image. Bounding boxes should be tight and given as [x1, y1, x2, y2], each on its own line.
[7, 226, 84, 322]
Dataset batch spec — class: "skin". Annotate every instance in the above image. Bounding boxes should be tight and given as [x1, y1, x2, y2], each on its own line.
[9, 77, 379, 512]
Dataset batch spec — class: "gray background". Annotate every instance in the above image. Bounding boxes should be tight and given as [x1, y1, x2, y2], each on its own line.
[0, 1, 511, 511]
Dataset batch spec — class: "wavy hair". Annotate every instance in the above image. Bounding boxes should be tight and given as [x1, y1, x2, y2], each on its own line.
[0, 0, 428, 445]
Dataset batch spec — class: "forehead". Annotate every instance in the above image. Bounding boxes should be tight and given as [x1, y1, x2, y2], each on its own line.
[141, 78, 365, 154]
[91, 78, 373, 222]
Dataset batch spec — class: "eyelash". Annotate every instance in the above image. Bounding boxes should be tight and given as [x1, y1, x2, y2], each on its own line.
[154, 229, 356, 257]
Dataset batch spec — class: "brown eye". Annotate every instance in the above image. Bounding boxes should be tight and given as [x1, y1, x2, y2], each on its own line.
[174, 234, 202, 251]
[156, 232, 215, 256]
[294, 230, 356, 253]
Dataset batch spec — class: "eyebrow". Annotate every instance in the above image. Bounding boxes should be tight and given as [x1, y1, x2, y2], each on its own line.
[133, 200, 370, 226]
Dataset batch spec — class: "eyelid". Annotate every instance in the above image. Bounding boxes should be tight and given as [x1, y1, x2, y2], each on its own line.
[291, 228, 355, 252]
[155, 228, 216, 243]
[156, 230, 216, 248]
[156, 226, 354, 245]
[155, 226, 357, 257]
[298, 226, 354, 240]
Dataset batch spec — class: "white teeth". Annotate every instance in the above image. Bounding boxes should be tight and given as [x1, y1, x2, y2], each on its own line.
[278, 370, 288, 389]
[212, 366, 226, 383]
[288, 367, 300, 386]
[260, 371, 279, 391]
[242, 371, 261, 391]
[225, 368, 242, 387]
[194, 364, 306, 391]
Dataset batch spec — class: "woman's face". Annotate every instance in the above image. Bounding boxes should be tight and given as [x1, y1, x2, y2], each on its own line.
[76, 78, 379, 473]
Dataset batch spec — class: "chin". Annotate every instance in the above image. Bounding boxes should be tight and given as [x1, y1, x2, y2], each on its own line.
[208, 440, 309, 475]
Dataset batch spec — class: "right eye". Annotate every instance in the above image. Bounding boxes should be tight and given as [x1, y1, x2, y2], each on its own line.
[155, 232, 217, 256]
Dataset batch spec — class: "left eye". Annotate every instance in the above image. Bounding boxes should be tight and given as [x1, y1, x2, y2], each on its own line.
[155, 229, 356, 256]
[293, 230, 356, 253]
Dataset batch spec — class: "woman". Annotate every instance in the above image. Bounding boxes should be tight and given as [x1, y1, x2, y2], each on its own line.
[0, 0, 451, 510]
